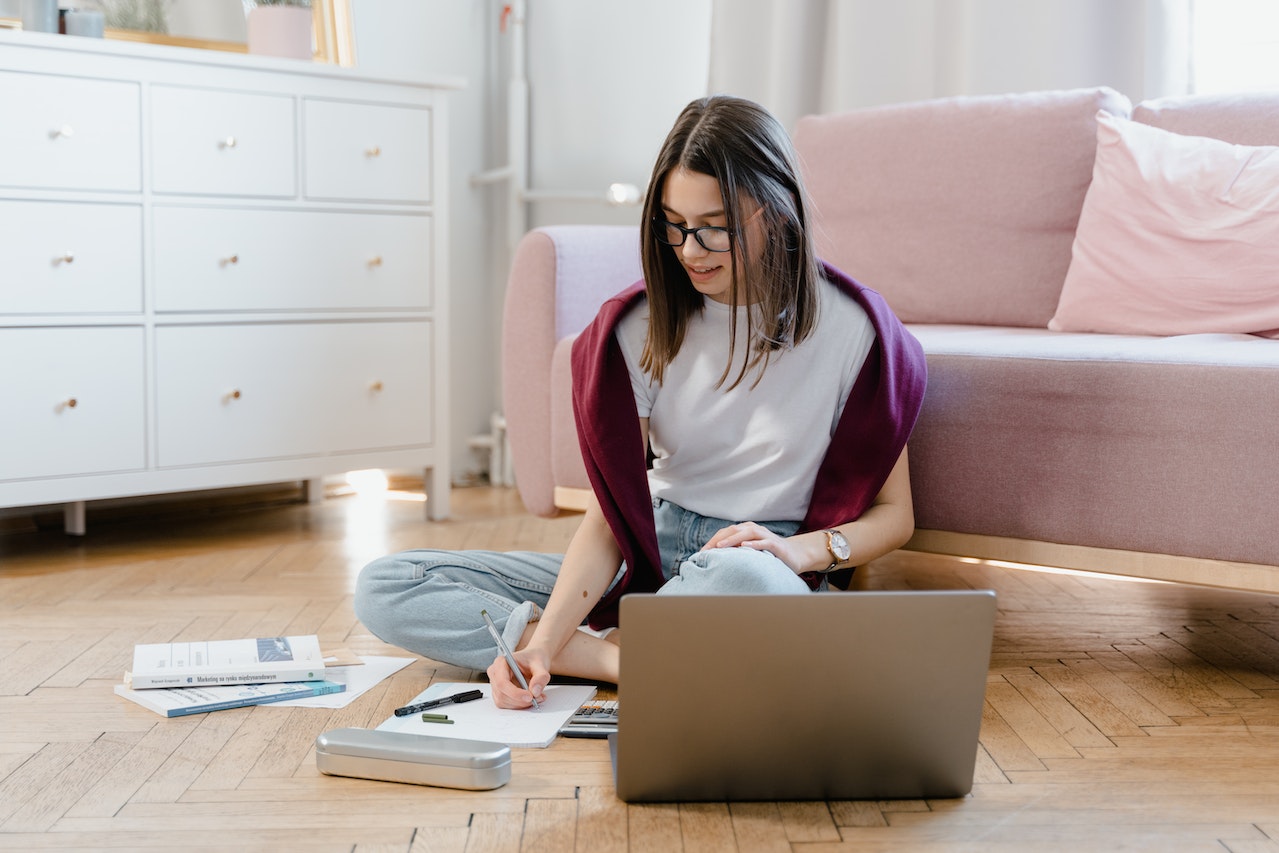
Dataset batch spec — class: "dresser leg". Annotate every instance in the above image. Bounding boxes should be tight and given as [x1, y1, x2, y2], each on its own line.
[302, 478, 325, 504]
[64, 501, 86, 536]
[424, 466, 450, 521]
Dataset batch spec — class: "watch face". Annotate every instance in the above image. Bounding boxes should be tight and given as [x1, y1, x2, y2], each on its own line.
[829, 530, 851, 561]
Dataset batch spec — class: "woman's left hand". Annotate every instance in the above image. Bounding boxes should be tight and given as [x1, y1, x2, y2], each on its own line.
[699, 522, 813, 575]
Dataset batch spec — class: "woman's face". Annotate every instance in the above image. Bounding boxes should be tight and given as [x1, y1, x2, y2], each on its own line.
[659, 167, 760, 305]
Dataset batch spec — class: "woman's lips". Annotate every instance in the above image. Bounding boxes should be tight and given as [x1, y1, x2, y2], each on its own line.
[685, 263, 722, 284]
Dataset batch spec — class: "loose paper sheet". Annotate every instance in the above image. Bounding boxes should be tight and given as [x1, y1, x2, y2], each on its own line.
[272, 655, 415, 709]
[375, 682, 596, 748]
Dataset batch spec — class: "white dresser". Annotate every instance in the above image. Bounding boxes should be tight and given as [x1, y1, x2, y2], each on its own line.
[0, 30, 459, 530]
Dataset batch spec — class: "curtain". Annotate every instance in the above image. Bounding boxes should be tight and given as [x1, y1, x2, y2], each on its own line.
[708, 0, 1192, 129]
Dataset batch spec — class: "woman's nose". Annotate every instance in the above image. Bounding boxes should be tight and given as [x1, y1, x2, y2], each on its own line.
[681, 235, 709, 259]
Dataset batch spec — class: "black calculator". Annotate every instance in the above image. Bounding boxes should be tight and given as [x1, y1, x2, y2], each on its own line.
[560, 699, 619, 738]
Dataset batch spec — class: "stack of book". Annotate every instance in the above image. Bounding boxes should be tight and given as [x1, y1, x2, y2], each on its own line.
[114, 635, 346, 717]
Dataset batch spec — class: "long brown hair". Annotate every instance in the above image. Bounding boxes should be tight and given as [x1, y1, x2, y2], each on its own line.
[639, 95, 821, 389]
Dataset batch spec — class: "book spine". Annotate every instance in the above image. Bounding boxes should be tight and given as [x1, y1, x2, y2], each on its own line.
[128, 666, 325, 690]
[165, 683, 345, 717]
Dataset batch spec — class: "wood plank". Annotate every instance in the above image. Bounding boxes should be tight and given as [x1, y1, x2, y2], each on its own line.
[983, 682, 1080, 760]
[727, 801, 793, 852]
[131, 709, 248, 803]
[826, 800, 888, 827]
[1058, 656, 1177, 728]
[626, 802, 683, 853]
[1003, 670, 1114, 748]
[1030, 663, 1147, 738]
[677, 802, 736, 853]
[408, 825, 471, 853]
[462, 811, 525, 853]
[63, 716, 201, 818]
[777, 800, 842, 843]
[1, 730, 144, 832]
[186, 707, 288, 791]
[1164, 624, 1279, 690]
[520, 796, 578, 852]
[1087, 649, 1207, 718]
[574, 785, 627, 853]
[0, 632, 103, 696]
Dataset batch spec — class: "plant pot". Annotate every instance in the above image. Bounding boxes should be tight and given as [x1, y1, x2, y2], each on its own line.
[247, 5, 312, 60]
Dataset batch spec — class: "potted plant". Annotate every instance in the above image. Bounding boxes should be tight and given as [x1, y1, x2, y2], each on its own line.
[246, 0, 312, 60]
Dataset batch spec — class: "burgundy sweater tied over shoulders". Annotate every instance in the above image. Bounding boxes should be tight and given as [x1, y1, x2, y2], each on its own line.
[570, 262, 927, 629]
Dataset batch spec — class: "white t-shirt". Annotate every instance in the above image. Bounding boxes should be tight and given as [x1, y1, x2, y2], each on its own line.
[615, 278, 876, 522]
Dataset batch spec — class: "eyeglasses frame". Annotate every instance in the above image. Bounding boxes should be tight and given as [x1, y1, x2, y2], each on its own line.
[652, 218, 734, 253]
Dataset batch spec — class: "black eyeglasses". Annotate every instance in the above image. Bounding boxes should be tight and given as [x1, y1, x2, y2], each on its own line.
[652, 218, 733, 253]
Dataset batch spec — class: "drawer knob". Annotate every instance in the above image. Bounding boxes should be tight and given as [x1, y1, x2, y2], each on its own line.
[219, 136, 238, 150]
[224, 389, 242, 403]
[220, 254, 240, 267]
[370, 380, 384, 392]
[62, 397, 78, 410]
[54, 252, 75, 265]
[367, 256, 383, 268]
[365, 146, 382, 158]
[49, 125, 75, 140]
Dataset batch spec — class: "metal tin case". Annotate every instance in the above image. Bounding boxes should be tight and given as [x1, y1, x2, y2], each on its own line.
[315, 727, 511, 790]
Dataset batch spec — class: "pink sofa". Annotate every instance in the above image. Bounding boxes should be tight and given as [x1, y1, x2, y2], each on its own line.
[501, 87, 1279, 593]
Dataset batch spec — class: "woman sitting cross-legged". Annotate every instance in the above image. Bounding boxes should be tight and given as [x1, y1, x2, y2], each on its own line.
[354, 94, 927, 709]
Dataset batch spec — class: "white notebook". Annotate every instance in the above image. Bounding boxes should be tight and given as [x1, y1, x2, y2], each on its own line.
[376, 682, 596, 748]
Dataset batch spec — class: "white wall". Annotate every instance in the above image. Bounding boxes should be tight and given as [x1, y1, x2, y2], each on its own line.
[525, 0, 711, 229]
[351, 0, 710, 483]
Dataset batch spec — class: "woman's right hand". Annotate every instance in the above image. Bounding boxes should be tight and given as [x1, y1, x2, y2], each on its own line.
[486, 645, 550, 710]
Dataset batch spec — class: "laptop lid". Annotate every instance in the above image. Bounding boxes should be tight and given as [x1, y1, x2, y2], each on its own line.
[613, 590, 997, 803]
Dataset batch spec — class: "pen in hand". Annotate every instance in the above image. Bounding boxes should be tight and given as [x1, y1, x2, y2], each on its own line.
[481, 609, 541, 710]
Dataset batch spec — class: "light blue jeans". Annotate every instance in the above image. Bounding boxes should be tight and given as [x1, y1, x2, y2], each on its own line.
[354, 498, 815, 669]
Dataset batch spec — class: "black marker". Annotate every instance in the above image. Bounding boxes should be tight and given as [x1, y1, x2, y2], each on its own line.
[393, 688, 485, 717]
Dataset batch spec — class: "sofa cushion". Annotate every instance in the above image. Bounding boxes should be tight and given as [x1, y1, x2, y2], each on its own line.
[907, 324, 1279, 567]
[1133, 91, 1279, 146]
[1049, 112, 1279, 338]
[793, 87, 1131, 328]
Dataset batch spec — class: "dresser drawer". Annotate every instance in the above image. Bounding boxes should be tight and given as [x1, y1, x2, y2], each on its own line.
[0, 327, 146, 481]
[154, 322, 433, 467]
[303, 99, 432, 203]
[0, 200, 142, 315]
[151, 86, 296, 197]
[152, 206, 431, 312]
[0, 71, 141, 193]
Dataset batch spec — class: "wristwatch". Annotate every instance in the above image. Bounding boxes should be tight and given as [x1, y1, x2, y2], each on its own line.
[822, 529, 851, 572]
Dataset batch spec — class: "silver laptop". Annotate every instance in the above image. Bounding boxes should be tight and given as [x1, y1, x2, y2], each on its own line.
[612, 590, 997, 802]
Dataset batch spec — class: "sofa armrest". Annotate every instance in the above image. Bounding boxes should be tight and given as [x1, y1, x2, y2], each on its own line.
[501, 225, 642, 516]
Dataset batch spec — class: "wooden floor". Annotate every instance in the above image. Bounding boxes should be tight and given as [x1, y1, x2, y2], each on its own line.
[3, 484, 1279, 852]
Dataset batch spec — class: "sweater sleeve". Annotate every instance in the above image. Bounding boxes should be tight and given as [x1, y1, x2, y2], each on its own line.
[801, 262, 928, 533]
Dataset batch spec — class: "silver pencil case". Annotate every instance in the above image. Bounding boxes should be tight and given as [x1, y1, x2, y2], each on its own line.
[315, 727, 511, 790]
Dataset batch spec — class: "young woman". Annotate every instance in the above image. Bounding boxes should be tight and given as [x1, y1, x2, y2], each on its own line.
[354, 95, 927, 709]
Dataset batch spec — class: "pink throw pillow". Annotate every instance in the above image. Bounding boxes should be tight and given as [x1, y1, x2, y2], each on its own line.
[794, 88, 1131, 328]
[1049, 111, 1279, 338]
